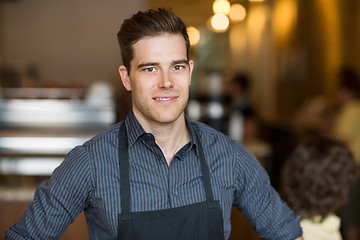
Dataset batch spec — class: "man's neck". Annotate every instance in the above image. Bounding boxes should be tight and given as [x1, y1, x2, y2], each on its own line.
[134, 112, 191, 165]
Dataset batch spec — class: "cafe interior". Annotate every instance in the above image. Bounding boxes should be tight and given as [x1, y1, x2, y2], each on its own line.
[1, 0, 360, 239]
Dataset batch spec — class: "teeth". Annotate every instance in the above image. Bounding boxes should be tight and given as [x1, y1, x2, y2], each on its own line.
[155, 97, 171, 100]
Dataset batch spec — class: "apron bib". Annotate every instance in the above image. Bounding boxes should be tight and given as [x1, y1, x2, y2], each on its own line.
[117, 123, 225, 240]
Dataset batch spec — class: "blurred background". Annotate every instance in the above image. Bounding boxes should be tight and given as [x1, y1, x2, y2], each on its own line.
[1, 0, 360, 239]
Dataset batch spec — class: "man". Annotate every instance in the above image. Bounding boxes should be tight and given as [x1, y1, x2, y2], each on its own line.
[6, 8, 303, 240]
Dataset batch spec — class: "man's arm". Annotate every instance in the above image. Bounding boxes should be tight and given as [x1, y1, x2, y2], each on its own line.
[233, 144, 303, 240]
[5, 146, 91, 239]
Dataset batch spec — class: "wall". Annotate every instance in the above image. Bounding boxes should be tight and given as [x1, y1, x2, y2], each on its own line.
[0, 0, 146, 86]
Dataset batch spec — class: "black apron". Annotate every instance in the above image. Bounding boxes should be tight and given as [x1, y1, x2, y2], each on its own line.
[117, 123, 225, 240]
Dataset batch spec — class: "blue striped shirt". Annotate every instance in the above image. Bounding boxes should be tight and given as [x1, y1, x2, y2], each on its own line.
[6, 111, 302, 240]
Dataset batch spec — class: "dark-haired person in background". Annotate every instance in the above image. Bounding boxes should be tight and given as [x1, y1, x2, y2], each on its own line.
[6, 8, 303, 240]
[281, 137, 359, 240]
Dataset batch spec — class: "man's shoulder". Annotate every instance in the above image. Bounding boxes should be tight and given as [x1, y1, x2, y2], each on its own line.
[189, 120, 237, 145]
[83, 122, 122, 148]
[189, 120, 224, 136]
[189, 120, 255, 156]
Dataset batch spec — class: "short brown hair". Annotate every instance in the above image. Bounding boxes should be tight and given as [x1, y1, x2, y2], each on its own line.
[281, 137, 359, 220]
[117, 8, 190, 71]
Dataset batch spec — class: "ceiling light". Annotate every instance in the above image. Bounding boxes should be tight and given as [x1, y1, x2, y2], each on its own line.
[213, 0, 231, 15]
[229, 4, 247, 22]
[210, 13, 230, 32]
[187, 26, 201, 46]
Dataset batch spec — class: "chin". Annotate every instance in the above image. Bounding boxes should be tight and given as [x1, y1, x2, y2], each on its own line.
[154, 112, 184, 124]
[155, 117, 179, 124]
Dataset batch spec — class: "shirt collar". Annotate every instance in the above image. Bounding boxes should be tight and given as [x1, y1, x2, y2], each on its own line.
[124, 111, 199, 156]
[124, 110, 146, 147]
[184, 115, 199, 155]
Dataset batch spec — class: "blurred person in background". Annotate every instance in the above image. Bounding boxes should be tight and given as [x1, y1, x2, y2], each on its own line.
[332, 67, 360, 240]
[227, 73, 251, 142]
[229, 73, 252, 117]
[228, 73, 254, 143]
[228, 73, 272, 172]
[281, 137, 359, 240]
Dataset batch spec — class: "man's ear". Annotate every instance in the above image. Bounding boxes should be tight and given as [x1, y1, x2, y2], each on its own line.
[119, 65, 132, 91]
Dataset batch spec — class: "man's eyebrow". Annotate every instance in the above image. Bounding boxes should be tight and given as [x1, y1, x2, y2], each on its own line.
[137, 62, 159, 70]
[173, 59, 189, 65]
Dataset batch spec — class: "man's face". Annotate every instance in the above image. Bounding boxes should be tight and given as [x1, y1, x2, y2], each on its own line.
[119, 33, 194, 127]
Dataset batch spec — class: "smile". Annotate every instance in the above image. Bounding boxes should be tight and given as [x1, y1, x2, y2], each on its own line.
[153, 97, 176, 101]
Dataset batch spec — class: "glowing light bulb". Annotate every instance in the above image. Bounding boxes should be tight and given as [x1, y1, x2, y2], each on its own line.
[187, 26, 201, 46]
[210, 13, 230, 32]
[213, 0, 231, 15]
[229, 4, 246, 22]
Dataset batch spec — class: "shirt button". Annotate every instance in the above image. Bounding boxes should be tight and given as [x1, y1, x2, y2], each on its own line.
[157, 155, 162, 161]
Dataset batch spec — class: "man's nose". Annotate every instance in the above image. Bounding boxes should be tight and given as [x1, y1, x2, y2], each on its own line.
[158, 72, 173, 89]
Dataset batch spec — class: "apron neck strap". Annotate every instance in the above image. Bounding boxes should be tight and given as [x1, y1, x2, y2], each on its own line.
[119, 123, 131, 218]
[118, 123, 216, 217]
[195, 133, 215, 202]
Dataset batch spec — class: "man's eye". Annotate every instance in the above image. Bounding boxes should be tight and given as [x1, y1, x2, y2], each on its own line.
[144, 67, 156, 72]
[173, 65, 184, 71]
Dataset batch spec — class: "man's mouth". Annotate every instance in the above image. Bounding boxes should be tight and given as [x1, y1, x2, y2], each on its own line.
[153, 97, 176, 101]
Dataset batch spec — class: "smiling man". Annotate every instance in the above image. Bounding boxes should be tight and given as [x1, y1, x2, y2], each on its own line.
[6, 8, 303, 240]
